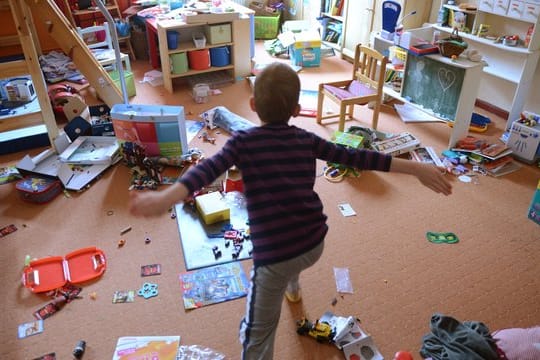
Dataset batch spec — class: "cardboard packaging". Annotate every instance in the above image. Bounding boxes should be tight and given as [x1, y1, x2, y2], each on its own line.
[195, 191, 230, 225]
[111, 104, 188, 157]
[279, 27, 321, 67]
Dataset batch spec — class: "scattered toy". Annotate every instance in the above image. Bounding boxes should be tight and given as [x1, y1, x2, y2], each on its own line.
[112, 290, 135, 303]
[0, 224, 17, 237]
[89, 292, 97, 300]
[18, 319, 44, 339]
[141, 264, 161, 277]
[212, 245, 222, 260]
[120, 226, 131, 235]
[426, 232, 459, 244]
[296, 318, 335, 343]
[145, 237, 151, 244]
[118, 239, 126, 247]
[73, 340, 86, 359]
[138, 283, 159, 299]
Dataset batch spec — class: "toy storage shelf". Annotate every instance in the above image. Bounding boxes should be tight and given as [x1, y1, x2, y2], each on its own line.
[157, 20, 236, 93]
[434, 0, 540, 129]
[156, 4, 253, 94]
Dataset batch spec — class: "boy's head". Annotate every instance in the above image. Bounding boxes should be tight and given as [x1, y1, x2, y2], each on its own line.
[251, 62, 300, 124]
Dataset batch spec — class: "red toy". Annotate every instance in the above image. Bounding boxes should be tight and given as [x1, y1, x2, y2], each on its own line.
[394, 350, 414, 360]
[22, 247, 106, 293]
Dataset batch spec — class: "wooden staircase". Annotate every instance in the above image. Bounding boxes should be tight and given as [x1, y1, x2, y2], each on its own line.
[1, 0, 123, 152]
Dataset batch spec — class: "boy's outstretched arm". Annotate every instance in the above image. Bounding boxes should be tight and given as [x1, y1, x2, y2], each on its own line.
[390, 157, 452, 195]
[129, 182, 190, 217]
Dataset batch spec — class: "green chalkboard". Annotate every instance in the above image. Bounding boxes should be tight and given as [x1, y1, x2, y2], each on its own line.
[401, 53, 465, 121]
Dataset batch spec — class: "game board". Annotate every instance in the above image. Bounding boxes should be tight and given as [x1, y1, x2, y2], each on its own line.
[175, 193, 251, 270]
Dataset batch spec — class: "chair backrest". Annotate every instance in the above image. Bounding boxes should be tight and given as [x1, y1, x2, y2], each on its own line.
[77, 22, 113, 50]
[352, 44, 388, 94]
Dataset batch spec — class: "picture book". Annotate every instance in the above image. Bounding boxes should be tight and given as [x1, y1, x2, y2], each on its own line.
[112, 336, 180, 360]
[179, 262, 249, 310]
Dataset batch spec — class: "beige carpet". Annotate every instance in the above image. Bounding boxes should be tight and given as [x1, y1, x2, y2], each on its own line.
[1, 43, 539, 359]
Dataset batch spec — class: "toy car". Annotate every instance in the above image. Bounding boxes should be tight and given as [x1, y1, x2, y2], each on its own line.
[296, 318, 335, 344]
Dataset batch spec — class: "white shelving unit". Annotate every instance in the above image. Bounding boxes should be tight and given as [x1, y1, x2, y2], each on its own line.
[156, 5, 253, 93]
[435, 0, 540, 129]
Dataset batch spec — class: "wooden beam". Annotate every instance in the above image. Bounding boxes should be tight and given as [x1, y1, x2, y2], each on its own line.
[22, 0, 123, 107]
[8, 0, 58, 145]
[0, 59, 28, 77]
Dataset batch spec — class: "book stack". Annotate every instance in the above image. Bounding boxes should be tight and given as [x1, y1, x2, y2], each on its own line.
[452, 136, 519, 177]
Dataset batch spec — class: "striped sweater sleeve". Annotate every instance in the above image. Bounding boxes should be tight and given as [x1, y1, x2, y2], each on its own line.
[312, 133, 392, 171]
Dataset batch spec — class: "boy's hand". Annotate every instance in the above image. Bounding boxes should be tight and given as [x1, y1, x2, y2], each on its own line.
[129, 191, 171, 217]
[129, 182, 190, 217]
[390, 158, 452, 195]
[415, 163, 452, 196]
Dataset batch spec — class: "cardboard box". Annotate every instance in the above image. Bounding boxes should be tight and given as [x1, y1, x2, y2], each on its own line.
[507, 120, 540, 163]
[111, 104, 188, 157]
[195, 192, 230, 225]
[205, 23, 232, 44]
[281, 29, 321, 67]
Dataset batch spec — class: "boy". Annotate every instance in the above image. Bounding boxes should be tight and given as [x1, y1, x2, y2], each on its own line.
[129, 62, 452, 359]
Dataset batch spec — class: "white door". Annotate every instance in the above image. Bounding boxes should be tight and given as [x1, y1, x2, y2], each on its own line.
[342, 0, 376, 59]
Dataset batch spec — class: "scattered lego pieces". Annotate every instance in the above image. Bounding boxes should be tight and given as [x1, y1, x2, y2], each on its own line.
[120, 226, 132, 235]
[137, 283, 158, 299]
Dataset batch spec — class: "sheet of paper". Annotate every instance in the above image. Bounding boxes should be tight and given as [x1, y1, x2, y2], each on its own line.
[394, 103, 442, 123]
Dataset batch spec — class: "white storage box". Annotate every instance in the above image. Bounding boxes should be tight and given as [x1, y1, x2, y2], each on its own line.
[507, 120, 540, 163]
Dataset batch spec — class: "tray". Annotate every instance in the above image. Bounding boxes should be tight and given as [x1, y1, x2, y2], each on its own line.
[22, 247, 106, 293]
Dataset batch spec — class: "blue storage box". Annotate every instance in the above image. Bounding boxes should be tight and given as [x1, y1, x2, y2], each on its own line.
[210, 46, 231, 67]
[288, 30, 321, 67]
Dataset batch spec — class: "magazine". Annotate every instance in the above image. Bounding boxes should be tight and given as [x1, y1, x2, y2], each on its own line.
[179, 262, 249, 310]
[112, 336, 181, 360]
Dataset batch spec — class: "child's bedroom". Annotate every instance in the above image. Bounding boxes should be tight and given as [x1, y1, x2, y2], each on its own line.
[1, 0, 539, 359]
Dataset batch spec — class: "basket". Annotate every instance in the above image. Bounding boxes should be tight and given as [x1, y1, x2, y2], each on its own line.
[437, 28, 468, 58]
[254, 13, 281, 39]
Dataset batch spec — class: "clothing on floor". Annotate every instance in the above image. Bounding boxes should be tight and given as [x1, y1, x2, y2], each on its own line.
[420, 313, 500, 360]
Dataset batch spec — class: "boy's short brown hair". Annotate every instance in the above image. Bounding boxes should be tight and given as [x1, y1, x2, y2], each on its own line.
[253, 62, 300, 124]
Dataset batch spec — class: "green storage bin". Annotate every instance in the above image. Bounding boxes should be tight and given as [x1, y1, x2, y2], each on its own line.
[171, 53, 189, 74]
[108, 70, 136, 97]
[254, 13, 281, 39]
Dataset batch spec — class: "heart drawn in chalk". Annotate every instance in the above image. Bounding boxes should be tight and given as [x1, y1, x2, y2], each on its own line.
[438, 68, 456, 92]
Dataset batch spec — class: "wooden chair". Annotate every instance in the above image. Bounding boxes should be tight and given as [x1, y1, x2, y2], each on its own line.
[77, 22, 131, 72]
[316, 44, 388, 131]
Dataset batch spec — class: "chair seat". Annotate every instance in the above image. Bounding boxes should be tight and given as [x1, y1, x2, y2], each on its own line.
[323, 80, 376, 100]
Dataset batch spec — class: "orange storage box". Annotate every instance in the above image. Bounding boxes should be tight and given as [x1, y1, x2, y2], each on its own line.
[22, 246, 107, 293]
[188, 49, 211, 70]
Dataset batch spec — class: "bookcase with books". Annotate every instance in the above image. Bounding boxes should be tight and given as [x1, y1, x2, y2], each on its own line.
[319, 0, 346, 51]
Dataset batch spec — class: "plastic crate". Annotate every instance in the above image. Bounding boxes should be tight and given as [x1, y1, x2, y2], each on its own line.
[254, 14, 281, 39]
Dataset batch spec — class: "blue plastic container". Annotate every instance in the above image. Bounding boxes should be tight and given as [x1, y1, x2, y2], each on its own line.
[167, 31, 179, 50]
[170, 0, 184, 10]
[210, 46, 230, 67]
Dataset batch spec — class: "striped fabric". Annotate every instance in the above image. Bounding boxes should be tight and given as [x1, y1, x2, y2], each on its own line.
[179, 124, 392, 266]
